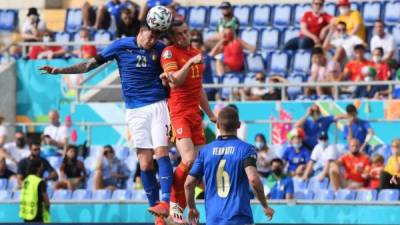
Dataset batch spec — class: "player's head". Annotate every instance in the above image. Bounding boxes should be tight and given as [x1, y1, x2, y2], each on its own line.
[169, 19, 191, 48]
[137, 23, 162, 50]
[217, 106, 241, 135]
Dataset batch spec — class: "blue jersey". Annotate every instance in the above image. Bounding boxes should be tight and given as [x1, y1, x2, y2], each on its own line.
[343, 119, 371, 144]
[282, 145, 311, 174]
[190, 136, 257, 225]
[106, 1, 128, 22]
[99, 37, 168, 109]
[303, 116, 334, 149]
[147, 0, 172, 8]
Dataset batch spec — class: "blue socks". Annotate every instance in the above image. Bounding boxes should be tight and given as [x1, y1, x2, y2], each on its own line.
[157, 156, 173, 203]
[141, 170, 159, 206]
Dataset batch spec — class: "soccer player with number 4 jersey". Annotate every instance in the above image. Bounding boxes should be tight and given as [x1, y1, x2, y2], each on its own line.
[160, 19, 216, 224]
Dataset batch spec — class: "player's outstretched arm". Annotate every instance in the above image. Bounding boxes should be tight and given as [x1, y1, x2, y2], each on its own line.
[245, 165, 274, 221]
[39, 57, 100, 75]
[200, 89, 216, 123]
[184, 175, 200, 225]
[163, 54, 203, 88]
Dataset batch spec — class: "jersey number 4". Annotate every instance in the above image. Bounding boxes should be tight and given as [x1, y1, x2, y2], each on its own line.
[217, 159, 230, 198]
[136, 55, 147, 67]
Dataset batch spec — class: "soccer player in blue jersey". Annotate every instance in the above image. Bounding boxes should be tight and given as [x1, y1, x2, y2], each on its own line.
[40, 23, 173, 225]
[184, 106, 274, 225]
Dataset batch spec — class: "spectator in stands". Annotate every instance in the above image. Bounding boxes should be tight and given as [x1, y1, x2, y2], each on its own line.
[209, 26, 256, 77]
[323, 21, 365, 62]
[64, 115, 78, 145]
[336, 0, 366, 41]
[17, 141, 58, 188]
[0, 116, 7, 148]
[372, 47, 392, 82]
[74, 28, 97, 59]
[296, 105, 335, 150]
[116, 8, 140, 38]
[266, 158, 294, 200]
[54, 145, 86, 190]
[284, 0, 332, 50]
[28, 32, 67, 60]
[370, 20, 397, 67]
[94, 145, 129, 190]
[380, 139, 400, 189]
[255, 133, 277, 177]
[302, 132, 337, 181]
[343, 104, 374, 152]
[41, 110, 68, 156]
[307, 47, 334, 96]
[341, 44, 374, 83]
[263, 75, 289, 101]
[21, 7, 49, 42]
[239, 72, 269, 101]
[0, 157, 16, 179]
[329, 138, 370, 191]
[1, 131, 30, 173]
[282, 128, 310, 175]
[368, 154, 384, 189]
[217, 2, 239, 34]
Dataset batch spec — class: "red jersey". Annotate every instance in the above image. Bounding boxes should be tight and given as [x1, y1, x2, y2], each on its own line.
[368, 165, 383, 189]
[340, 153, 370, 183]
[345, 59, 374, 81]
[81, 45, 97, 59]
[300, 11, 332, 37]
[223, 39, 244, 72]
[373, 62, 391, 81]
[161, 45, 204, 119]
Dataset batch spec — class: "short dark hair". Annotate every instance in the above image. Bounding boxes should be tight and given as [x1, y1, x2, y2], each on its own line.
[375, 19, 384, 26]
[271, 158, 284, 166]
[255, 133, 266, 143]
[227, 104, 239, 113]
[337, 21, 347, 28]
[120, 8, 131, 16]
[374, 47, 384, 56]
[28, 140, 41, 149]
[346, 104, 357, 114]
[312, 47, 324, 56]
[354, 44, 365, 51]
[27, 158, 42, 175]
[217, 107, 240, 133]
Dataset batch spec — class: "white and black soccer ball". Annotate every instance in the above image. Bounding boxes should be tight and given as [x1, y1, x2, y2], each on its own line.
[146, 6, 173, 32]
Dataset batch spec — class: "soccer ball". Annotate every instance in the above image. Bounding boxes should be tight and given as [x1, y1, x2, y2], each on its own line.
[146, 6, 173, 32]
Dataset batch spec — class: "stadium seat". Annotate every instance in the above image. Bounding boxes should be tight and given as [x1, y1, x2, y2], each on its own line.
[240, 28, 259, 48]
[307, 177, 329, 192]
[377, 189, 399, 201]
[268, 51, 290, 77]
[84, 156, 97, 173]
[295, 189, 314, 200]
[292, 50, 311, 74]
[72, 189, 92, 200]
[293, 4, 311, 27]
[324, 2, 337, 16]
[384, 1, 400, 25]
[356, 190, 378, 201]
[89, 145, 103, 157]
[234, 5, 252, 27]
[0, 179, 7, 190]
[220, 73, 241, 100]
[362, 1, 383, 26]
[94, 30, 113, 50]
[245, 54, 265, 73]
[92, 189, 112, 200]
[392, 26, 400, 48]
[47, 156, 62, 169]
[334, 189, 356, 200]
[208, 6, 221, 28]
[272, 4, 292, 28]
[287, 74, 305, 100]
[125, 155, 138, 175]
[176, 7, 188, 20]
[114, 146, 129, 160]
[65, 8, 82, 32]
[350, 2, 361, 11]
[260, 28, 280, 51]
[292, 178, 308, 191]
[188, 6, 208, 28]
[243, 73, 257, 85]
[112, 189, 132, 200]
[0, 9, 18, 31]
[12, 191, 21, 200]
[131, 190, 147, 201]
[203, 28, 216, 41]
[0, 190, 11, 200]
[375, 144, 391, 163]
[314, 190, 334, 200]
[52, 190, 72, 200]
[252, 5, 271, 28]
[283, 27, 300, 45]
[7, 179, 18, 190]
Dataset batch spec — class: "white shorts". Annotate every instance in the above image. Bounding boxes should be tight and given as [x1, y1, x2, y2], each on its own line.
[126, 100, 170, 149]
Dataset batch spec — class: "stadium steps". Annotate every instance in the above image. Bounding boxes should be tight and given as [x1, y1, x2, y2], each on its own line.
[43, 9, 66, 31]
[79, 69, 122, 102]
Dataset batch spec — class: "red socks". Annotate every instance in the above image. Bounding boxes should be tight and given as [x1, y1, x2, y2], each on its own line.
[171, 162, 190, 208]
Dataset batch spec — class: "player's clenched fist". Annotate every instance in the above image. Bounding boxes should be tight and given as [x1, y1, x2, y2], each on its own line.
[189, 53, 203, 65]
[39, 66, 58, 74]
[264, 206, 275, 221]
[187, 208, 199, 225]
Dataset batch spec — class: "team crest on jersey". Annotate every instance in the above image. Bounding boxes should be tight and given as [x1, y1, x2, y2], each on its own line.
[177, 128, 183, 135]
[163, 50, 172, 59]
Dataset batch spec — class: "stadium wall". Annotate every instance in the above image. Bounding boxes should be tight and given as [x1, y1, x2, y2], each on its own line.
[0, 62, 16, 140]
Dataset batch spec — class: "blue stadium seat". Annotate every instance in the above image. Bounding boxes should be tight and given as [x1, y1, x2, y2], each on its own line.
[72, 189, 92, 200]
[334, 189, 356, 200]
[188, 6, 208, 28]
[374, 144, 391, 163]
[52, 190, 72, 200]
[203, 28, 216, 41]
[378, 189, 399, 201]
[84, 156, 97, 173]
[272, 4, 292, 28]
[125, 155, 138, 175]
[318, 95, 334, 101]
[362, 1, 383, 26]
[221, 73, 241, 100]
[293, 4, 311, 27]
[114, 146, 129, 160]
[0, 179, 7, 190]
[0, 9, 18, 31]
[325, 2, 337, 16]
[295, 189, 314, 200]
[94, 30, 113, 50]
[283, 27, 300, 45]
[176, 7, 188, 20]
[292, 178, 308, 191]
[307, 177, 329, 191]
[47, 156, 62, 169]
[89, 145, 103, 157]
[314, 190, 334, 200]
[350, 2, 361, 11]
[234, 5, 252, 27]
[131, 190, 147, 201]
[54, 32, 71, 43]
[12, 191, 21, 200]
[252, 5, 271, 28]
[245, 54, 265, 73]
[392, 25, 400, 48]
[212, 75, 221, 84]
[65, 8, 82, 32]
[292, 50, 311, 74]
[356, 190, 378, 201]
[7, 179, 18, 190]
[243, 73, 257, 85]
[208, 6, 221, 28]
[384, 1, 400, 26]
[0, 190, 11, 200]
[112, 189, 132, 200]
[268, 51, 290, 77]
[287, 74, 305, 100]
[92, 189, 112, 200]
[240, 28, 259, 48]
[260, 28, 280, 51]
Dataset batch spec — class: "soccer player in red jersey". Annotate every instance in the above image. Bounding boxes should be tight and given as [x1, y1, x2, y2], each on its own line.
[159, 20, 216, 224]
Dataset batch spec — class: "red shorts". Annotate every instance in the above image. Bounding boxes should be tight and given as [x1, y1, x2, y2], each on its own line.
[171, 115, 205, 146]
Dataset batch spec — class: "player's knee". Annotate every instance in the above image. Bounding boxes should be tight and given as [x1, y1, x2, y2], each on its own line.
[329, 162, 339, 174]
[181, 158, 195, 168]
[139, 160, 154, 171]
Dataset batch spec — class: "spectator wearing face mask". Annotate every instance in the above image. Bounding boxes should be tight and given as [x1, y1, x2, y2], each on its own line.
[254, 134, 277, 177]
[2, 131, 30, 173]
[341, 44, 374, 84]
[265, 158, 294, 200]
[282, 128, 311, 175]
[336, 0, 366, 41]
[302, 132, 338, 181]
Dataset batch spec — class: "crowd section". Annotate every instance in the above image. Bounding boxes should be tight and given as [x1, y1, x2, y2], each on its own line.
[1, 0, 400, 100]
